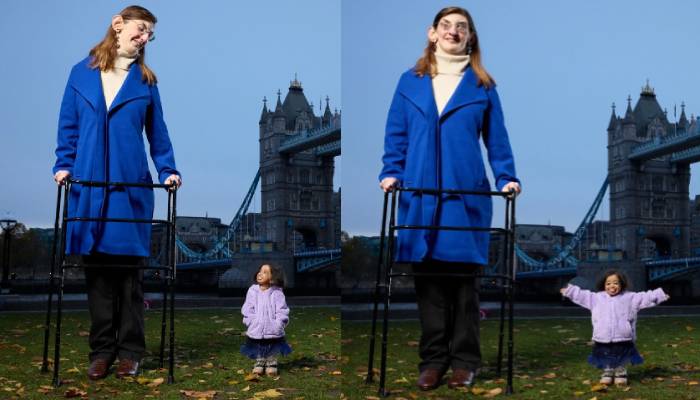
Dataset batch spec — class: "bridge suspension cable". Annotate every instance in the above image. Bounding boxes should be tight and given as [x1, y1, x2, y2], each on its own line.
[515, 176, 609, 270]
[174, 170, 261, 261]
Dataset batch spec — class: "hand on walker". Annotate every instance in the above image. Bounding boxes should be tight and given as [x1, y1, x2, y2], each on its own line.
[501, 181, 521, 196]
[54, 170, 71, 185]
[380, 177, 398, 193]
[164, 174, 182, 190]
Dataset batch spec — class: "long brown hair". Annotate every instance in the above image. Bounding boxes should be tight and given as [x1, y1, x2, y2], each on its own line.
[89, 5, 158, 85]
[414, 6, 494, 88]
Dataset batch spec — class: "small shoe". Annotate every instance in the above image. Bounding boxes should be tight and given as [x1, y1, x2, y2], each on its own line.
[87, 358, 111, 380]
[265, 357, 278, 376]
[252, 359, 265, 375]
[115, 359, 139, 378]
[599, 368, 614, 385]
[417, 368, 443, 391]
[614, 367, 627, 385]
[447, 369, 476, 389]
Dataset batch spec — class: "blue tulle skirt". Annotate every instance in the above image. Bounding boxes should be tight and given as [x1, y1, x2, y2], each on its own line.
[240, 337, 292, 360]
[588, 341, 643, 369]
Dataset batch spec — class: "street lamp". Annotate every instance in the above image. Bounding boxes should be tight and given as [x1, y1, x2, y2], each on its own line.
[0, 219, 18, 292]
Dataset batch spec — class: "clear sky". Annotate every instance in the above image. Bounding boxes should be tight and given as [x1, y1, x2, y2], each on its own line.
[0, 1, 340, 227]
[342, 0, 700, 235]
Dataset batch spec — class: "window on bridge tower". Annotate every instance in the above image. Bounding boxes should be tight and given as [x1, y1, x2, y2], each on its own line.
[290, 193, 298, 210]
[300, 191, 312, 210]
[300, 169, 310, 185]
[652, 176, 663, 192]
[312, 197, 320, 211]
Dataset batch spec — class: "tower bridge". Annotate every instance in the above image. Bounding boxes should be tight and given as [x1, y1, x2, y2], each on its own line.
[503, 82, 700, 294]
[153, 77, 340, 289]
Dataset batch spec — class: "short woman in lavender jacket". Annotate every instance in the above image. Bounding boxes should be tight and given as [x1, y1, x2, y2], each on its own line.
[241, 264, 291, 376]
[562, 270, 669, 385]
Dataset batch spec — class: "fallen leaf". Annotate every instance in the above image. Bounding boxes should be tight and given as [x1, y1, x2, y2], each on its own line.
[180, 389, 217, 399]
[406, 341, 419, 347]
[147, 378, 164, 387]
[590, 384, 607, 392]
[254, 388, 284, 398]
[245, 373, 261, 382]
[77, 331, 90, 337]
[689, 381, 700, 385]
[483, 387, 502, 398]
[64, 387, 87, 398]
[393, 377, 409, 383]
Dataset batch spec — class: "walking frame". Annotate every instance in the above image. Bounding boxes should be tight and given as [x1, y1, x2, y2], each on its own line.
[41, 178, 178, 386]
[365, 186, 517, 396]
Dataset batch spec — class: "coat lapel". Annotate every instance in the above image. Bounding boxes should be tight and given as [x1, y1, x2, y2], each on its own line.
[440, 66, 488, 120]
[109, 63, 150, 113]
[69, 58, 105, 113]
[398, 72, 437, 119]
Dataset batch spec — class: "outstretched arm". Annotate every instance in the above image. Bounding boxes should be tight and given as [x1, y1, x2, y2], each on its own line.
[562, 284, 596, 310]
[630, 288, 669, 311]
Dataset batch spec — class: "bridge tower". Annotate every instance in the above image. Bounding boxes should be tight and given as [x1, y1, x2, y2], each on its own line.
[259, 77, 339, 253]
[607, 82, 692, 261]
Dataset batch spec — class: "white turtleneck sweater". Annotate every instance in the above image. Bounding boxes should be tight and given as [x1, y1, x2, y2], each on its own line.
[101, 51, 137, 109]
[431, 47, 470, 115]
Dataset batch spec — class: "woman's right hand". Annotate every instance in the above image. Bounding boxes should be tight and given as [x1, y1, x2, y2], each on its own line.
[379, 177, 398, 192]
[54, 170, 71, 185]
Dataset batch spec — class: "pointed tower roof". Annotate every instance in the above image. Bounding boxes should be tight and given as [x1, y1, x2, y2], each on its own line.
[259, 96, 269, 123]
[631, 81, 666, 135]
[623, 95, 635, 124]
[323, 95, 333, 121]
[678, 101, 689, 129]
[607, 102, 617, 131]
[280, 75, 316, 130]
[273, 89, 285, 117]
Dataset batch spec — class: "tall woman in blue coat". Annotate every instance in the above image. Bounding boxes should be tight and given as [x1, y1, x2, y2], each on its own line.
[52, 6, 180, 380]
[379, 7, 520, 391]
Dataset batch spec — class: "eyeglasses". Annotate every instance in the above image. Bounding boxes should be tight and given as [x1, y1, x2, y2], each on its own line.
[128, 20, 156, 42]
[438, 20, 468, 34]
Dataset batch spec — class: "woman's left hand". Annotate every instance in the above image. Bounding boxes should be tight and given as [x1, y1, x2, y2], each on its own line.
[164, 174, 182, 190]
[501, 181, 521, 196]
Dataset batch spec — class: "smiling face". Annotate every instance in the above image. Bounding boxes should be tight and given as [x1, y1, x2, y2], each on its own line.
[113, 16, 155, 56]
[428, 13, 471, 55]
[605, 274, 622, 296]
[256, 264, 272, 287]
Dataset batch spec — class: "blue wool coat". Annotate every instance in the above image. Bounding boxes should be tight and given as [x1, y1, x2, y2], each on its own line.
[53, 57, 179, 257]
[379, 67, 519, 264]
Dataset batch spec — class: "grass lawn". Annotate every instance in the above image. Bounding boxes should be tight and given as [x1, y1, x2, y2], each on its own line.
[342, 316, 700, 400]
[0, 307, 339, 399]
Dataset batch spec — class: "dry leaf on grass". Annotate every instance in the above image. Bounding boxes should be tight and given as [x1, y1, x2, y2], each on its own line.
[483, 387, 503, 398]
[254, 388, 284, 398]
[180, 389, 217, 399]
[590, 384, 607, 392]
[64, 387, 87, 398]
[244, 373, 261, 382]
[147, 377, 164, 387]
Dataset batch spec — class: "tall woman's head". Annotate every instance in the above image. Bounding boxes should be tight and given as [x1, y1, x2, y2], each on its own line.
[415, 6, 494, 88]
[89, 5, 158, 85]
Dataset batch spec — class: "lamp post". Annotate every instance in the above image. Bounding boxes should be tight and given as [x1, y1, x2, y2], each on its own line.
[0, 219, 18, 292]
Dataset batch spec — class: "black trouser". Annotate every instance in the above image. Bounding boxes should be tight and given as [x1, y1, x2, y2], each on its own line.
[83, 253, 145, 363]
[413, 261, 481, 373]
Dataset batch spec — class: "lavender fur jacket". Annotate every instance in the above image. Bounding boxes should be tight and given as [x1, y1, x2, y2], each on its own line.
[241, 285, 290, 339]
[563, 284, 668, 343]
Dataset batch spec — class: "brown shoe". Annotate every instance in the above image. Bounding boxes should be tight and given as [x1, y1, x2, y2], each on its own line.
[87, 359, 111, 380]
[417, 368, 443, 391]
[447, 369, 476, 389]
[115, 359, 139, 378]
